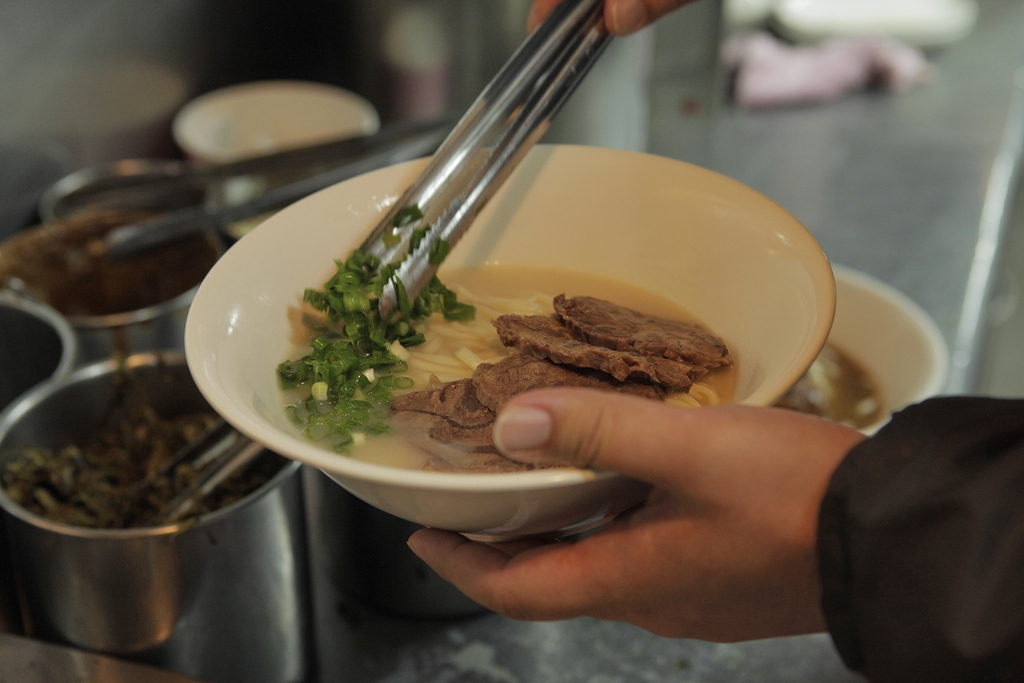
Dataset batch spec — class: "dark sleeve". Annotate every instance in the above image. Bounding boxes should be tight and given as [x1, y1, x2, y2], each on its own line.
[818, 396, 1024, 683]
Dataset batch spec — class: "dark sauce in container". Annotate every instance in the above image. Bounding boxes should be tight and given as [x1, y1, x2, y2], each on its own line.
[0, 210, 220, 317]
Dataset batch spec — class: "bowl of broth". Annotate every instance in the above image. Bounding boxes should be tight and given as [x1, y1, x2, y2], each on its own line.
[776, 265, 948, 433]
[184, 145, 835, 540]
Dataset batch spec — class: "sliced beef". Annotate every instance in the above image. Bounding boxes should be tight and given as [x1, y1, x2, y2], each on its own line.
[492, 314, 702, 391]
[472, 353, 665, 411]
[389, 378, 495, 449]
[553, 295, 732, 369]
[387, 294, 729, 473]
[389, 378, 543, 473]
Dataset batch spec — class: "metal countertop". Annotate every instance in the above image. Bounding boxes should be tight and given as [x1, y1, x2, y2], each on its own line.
[311, 3, 1024, 682]
[653, 0, 1024, 393]
[0, 633, 206, 683]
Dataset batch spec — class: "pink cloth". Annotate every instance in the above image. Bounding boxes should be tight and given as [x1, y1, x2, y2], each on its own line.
[722, 32, 931, 109]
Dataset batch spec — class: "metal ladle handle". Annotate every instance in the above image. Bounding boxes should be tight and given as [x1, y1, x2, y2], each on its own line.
[359, 0, 610, 320]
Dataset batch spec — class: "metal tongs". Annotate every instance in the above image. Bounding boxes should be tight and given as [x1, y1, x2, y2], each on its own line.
[360, 0, 611, 320]
[95, 117, 456, 258]
[132, 418, 266, 526]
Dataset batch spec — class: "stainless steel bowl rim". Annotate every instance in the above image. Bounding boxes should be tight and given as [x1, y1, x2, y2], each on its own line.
[0, 351, 299, 540]
[38, 158, 191, 223]
[0, 289, 77, 380]
[66, 283, 200, 329]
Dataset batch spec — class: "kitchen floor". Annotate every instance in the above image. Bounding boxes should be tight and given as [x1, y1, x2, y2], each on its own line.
[980, 175, 1024, 398]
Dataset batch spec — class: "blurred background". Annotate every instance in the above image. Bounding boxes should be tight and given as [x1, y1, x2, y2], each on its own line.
[0, 0, 725, 229]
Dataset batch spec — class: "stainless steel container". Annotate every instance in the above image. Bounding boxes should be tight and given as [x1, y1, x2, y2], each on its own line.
[0, 290, 78, 634]
[62, 229, 224, 364]
[37, 159, 205, 223]
[304, 467, 487, 619]
[68, 270, 216, 364]
[0, 215, 223, 365]
[0, 353, 311, 683]
[0, 290, 77, 411]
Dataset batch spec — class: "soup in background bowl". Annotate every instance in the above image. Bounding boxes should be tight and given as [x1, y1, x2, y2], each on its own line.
[777, 265, 948, 434]
[184, 145, 835, 540]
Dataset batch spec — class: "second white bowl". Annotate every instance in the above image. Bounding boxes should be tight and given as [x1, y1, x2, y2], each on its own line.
[173, 80, 380, 162]
[829, 265, 949, 433]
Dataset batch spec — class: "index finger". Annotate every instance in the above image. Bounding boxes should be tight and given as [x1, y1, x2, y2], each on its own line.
[408, 525, 637, 621]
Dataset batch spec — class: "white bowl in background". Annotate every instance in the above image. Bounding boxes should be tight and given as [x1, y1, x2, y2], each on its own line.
[829, 265, 949, 433]
[184, 145, 835, 539]
[173, 80, 379, 163]
[772, 0, 978, 47]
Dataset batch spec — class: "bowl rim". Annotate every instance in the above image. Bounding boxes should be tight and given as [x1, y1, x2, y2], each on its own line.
[185, 145, 836, 491]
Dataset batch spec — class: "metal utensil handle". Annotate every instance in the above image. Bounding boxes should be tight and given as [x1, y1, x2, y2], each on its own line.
[359, 0, 608, 269]
[42, 116, 456, 222]
[148, 436, 266, 525]
[128, 418, 235, 496]
[103, 127, 450, 258]
[374, 1, 609, 319]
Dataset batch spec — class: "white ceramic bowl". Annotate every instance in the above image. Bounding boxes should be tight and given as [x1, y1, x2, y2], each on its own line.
[185, 145, 835, 539]
[772, 0, 979, 47]
[828, 265, 949, 433]
[173, 80, 379, 163]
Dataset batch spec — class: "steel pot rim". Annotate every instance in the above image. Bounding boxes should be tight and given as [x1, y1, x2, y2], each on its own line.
[66, 283, 200, 329]
[0, 289, 77, 381]
[37, 158, 191, 224]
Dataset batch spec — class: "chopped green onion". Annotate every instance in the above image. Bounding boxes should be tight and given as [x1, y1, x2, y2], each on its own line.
[392, 205, 425, 228]
[428, 239, 450, 265]
[279, 205, 475, 452]
[409, 224, 431, 252]
[382, 228, 401, 248]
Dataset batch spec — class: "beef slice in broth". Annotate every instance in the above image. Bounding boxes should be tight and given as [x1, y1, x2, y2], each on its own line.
[553, 295, 732, 369]
[492, 314, 702, 391]
[389, 378, 495, 448]
[389, 378, 538, 473]
[389, 295, 729, 473]
[472, 354, 666, 411]
[389, 356, 665, 472]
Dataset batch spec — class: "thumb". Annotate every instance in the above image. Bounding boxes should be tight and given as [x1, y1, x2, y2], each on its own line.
[492, 387, 698, 483]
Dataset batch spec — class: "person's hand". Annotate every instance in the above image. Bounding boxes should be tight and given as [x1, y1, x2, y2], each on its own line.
[408, 388, 866, 641]
[528, 0, 696, 36]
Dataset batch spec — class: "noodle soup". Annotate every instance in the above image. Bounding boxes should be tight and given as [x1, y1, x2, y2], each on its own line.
[282, 264, 736, 470]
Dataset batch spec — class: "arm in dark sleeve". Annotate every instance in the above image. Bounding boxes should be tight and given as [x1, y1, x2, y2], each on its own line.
[818, 396, 1024, 683]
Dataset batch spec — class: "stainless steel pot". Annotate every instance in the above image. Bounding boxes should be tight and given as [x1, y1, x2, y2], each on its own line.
[0, 290, 78, 634]
[37, 159, 204, 223]
[67, 259, 218, 364]
[0, 353, 311, 683]
[0, 215, 224, 364]
[0, 290, 77, 411]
